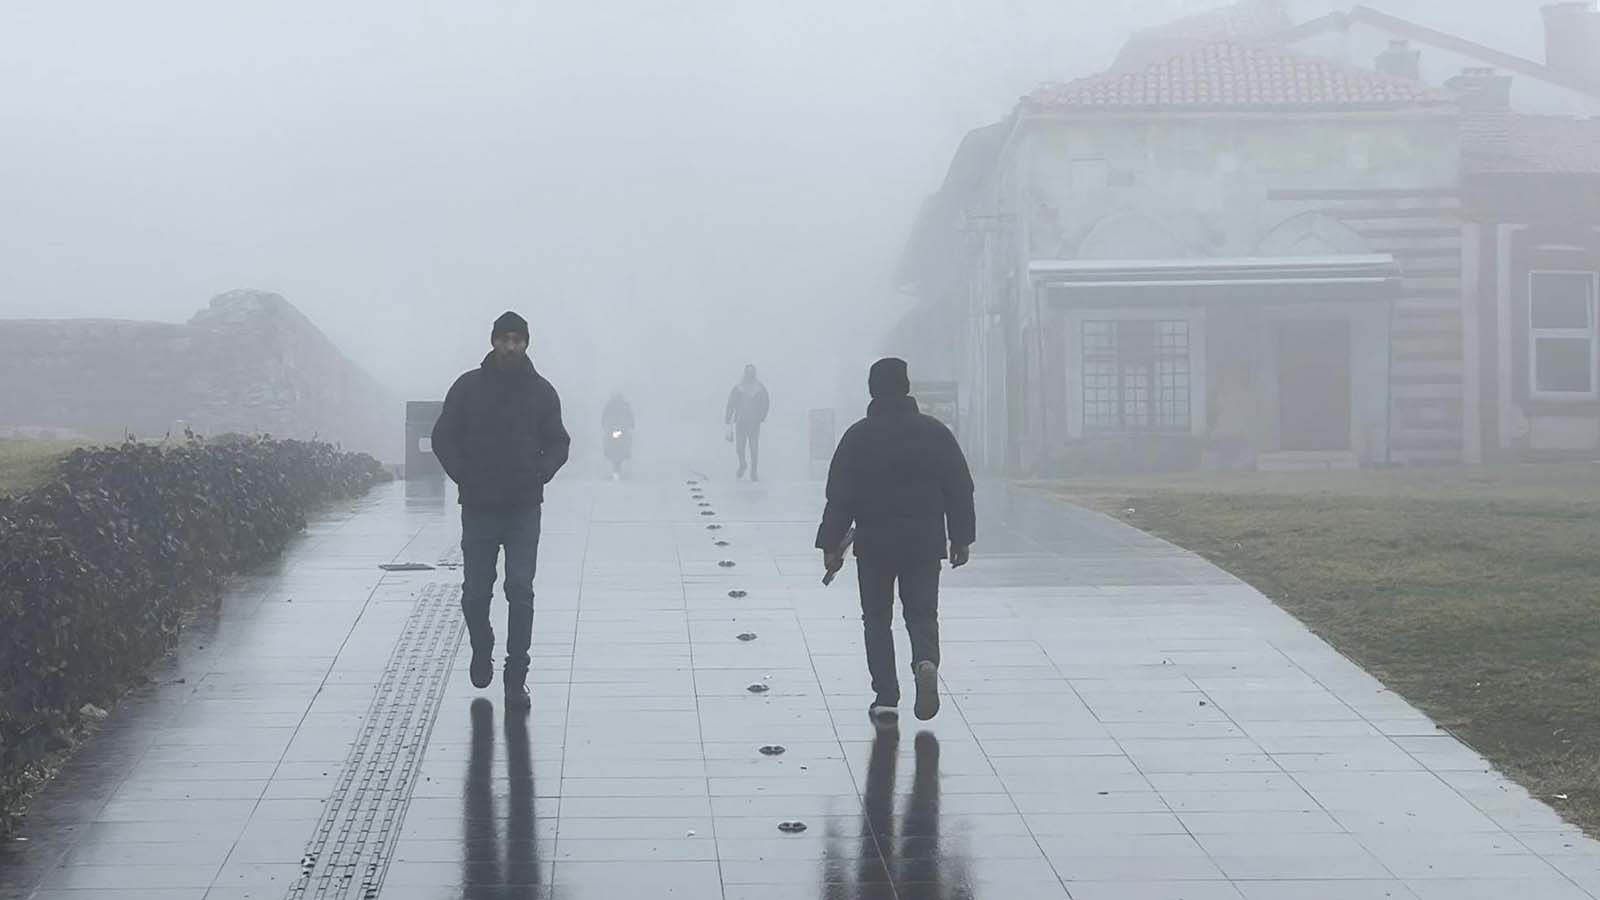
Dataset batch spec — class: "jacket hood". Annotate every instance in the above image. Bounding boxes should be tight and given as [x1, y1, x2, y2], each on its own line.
[480, 350, 537, 377]
[867, 395, 919, 418]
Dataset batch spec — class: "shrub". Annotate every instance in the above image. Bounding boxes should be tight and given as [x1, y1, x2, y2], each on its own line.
[0, 436, 388, 834]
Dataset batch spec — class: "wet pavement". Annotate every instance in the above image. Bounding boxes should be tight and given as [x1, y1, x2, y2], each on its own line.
[5, 477, 1600, 899]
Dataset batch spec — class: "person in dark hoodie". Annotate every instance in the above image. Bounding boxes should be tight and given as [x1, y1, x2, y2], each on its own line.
[724, 364, 770, 481]
[431, 311, 571, 709]
[816, 357, 975, 723]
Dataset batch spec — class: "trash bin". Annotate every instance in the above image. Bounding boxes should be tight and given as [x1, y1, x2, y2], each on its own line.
[405, 401, 445, 480]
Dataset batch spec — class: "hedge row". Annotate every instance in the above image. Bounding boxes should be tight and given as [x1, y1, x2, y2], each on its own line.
[0, 436, 389, 834]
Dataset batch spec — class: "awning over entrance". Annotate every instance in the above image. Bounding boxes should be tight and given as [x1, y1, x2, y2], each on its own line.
[1032, 255, 1402, 306]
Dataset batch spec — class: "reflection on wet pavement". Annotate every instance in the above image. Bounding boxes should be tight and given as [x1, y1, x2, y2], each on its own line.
[818, 728, 975, 900]
[5, 479, 1600, 900]
[459, 699, 544, 899]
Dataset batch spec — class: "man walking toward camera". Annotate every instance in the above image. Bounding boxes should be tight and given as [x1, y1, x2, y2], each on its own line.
[725, 364, 770, 481]
[817, 358, 975, 723]
[431, 311, 570, 709]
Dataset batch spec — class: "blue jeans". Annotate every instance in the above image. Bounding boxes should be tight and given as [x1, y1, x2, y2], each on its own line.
[736, 423, 760, 477]
[461, 504, 542, 680]
[857, 555, 941, 706]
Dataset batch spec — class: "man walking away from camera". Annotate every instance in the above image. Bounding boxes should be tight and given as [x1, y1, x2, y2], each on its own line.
[816, 357, 975, 724]
[431, 311, 571, 710]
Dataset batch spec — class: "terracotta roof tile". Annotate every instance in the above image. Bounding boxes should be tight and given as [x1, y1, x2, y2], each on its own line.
[1027, 41, 1453, 113]
[1466, 113, 1600, 175]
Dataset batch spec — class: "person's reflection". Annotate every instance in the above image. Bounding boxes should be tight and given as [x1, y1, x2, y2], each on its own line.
[859, 725, 899, 893]
[464, 698, 544, 899]
[822, 727, 971, 899]
[504, 700, 537, 892]
[898, 732, 941, 889]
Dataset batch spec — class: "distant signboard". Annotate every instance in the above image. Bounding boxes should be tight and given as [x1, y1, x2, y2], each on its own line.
[913, 381, 959, 433]
[405, 400, 445, 479]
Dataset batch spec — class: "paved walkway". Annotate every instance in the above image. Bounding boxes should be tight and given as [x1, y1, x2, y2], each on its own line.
[4, 478, 1600, 900]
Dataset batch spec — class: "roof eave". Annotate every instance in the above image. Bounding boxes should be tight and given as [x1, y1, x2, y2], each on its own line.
[1015, 103, 1458, 122]
[1030, 254, 1401, 281]
[1031, 254, 1405, 305]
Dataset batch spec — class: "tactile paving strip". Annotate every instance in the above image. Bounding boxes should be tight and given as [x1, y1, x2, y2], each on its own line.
[285, 582, 463, 900]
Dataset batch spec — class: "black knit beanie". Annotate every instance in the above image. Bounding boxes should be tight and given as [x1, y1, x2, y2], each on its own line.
[492, 311, 529, 342]
[868, 357, 911, 399]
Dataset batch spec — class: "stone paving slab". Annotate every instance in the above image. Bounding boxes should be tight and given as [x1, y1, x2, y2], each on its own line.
[3, 478, 1600, 899]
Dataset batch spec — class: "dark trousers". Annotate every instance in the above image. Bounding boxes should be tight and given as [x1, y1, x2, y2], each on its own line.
[735, 424, 760, 476]
[461, 504, 542, 680]
[857, 555, 941, 705]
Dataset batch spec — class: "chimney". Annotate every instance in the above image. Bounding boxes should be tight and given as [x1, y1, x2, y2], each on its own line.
[1376, 40, 1422, 81]
[1446, 67, 1514, 112]
[1544, 2, 1600, 92]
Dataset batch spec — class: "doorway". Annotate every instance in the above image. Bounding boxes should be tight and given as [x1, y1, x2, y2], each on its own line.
[1278, 321, 1352, 451]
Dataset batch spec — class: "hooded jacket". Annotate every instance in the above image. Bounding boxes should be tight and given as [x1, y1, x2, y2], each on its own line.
[725, 381, 770, 428]
[815, 395, 976, 561]
[431, 352, 571, 509]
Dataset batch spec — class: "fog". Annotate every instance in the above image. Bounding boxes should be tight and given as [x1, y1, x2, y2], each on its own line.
[0, 0, 1555, 472]
[0, 1, 1115, 466]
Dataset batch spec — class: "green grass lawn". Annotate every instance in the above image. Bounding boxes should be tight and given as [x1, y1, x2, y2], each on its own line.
[1044, 464, 1600, 834]
[0, 440, 87, 497]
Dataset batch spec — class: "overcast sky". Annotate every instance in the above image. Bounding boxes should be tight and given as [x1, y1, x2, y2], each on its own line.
[0, 0, 1551, 444]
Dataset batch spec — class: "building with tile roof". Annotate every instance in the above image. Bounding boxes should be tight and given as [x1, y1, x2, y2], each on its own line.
[901, 0, 1600, 471]
[1029, 39, 1450, 112]
[896, 37, 1463, 473]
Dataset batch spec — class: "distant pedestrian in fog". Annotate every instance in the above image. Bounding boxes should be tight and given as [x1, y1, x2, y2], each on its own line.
[816, 357, 975, 724]
[724, 364, 770, 481]
[431, 311, 571, 710]
[601, 392, 634, 478]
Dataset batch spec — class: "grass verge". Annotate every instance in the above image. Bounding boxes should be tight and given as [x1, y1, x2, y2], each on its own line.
[1043, 464, 1600, 834]
[0, 440, 86, 497]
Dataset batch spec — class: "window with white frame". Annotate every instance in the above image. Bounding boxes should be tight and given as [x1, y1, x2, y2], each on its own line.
[1082, 319, 1191, 432]
[1529, 270, 1599, 398]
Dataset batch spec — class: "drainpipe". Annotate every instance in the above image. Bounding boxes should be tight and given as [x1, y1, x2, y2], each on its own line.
[1033, 281, 1050, 469]
[1385, 295, 1395, 467]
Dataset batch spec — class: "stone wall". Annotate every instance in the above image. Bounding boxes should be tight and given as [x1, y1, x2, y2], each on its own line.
[0, 290, 398, 459]
[979, 112, 1467, 469]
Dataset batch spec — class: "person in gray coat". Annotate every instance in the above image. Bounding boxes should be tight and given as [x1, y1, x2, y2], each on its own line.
[724, 364, 770, 481]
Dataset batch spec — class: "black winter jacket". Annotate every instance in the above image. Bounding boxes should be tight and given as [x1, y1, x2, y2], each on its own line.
[725, 382, 770, 428]
[815, 395, 976, 562]
[431, 352, 571, 509]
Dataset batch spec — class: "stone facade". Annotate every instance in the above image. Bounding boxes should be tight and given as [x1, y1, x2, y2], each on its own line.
[902, 40, 1467, 474]
[0, 290, 397, 459]
[1003, 112, 1464, 470]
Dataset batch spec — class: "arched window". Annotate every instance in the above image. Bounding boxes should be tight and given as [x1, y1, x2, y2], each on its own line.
[1256, 213, 1369, 256]
[1075, 213, 1199, 260]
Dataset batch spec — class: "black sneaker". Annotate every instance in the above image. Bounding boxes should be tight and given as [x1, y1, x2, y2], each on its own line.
[469, 644, 493, 690]
[913, 660, 940, 721]
[868, 702, 899, 725]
